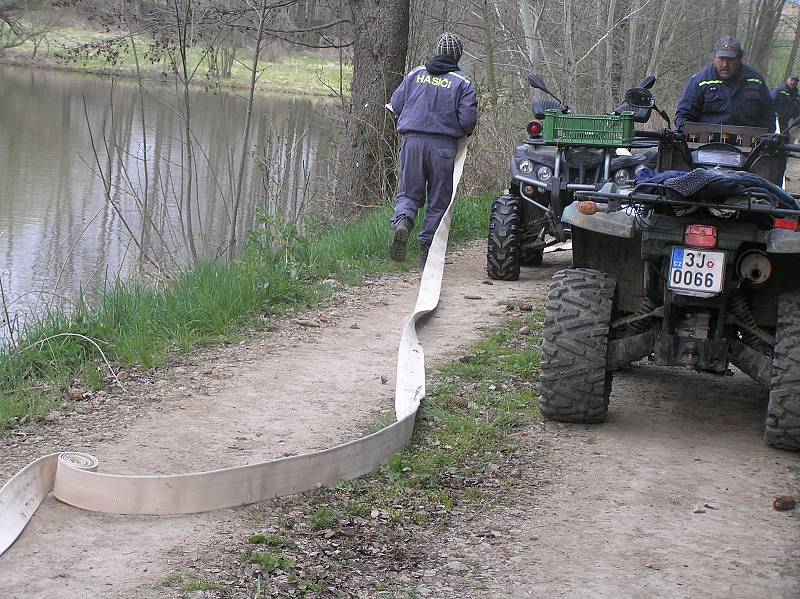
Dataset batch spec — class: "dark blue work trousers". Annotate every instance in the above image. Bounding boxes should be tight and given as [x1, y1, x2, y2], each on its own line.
[392, 134, 457, 248]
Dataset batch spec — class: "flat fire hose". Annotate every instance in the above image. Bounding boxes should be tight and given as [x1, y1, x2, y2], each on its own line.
[0, 139, 468, 558]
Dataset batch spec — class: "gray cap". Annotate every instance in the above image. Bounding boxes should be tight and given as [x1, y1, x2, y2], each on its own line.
[714, 36, 742, 59]
[789, 74, 799, 81]
[435, 32, 463, 63]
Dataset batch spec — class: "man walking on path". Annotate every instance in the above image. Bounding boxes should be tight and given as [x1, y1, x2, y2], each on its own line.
[387, 32, 478, 267]
[772, 74, 800, 133]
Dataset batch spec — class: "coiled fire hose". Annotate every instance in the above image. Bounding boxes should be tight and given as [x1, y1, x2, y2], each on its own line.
[0, 139, 468, 558]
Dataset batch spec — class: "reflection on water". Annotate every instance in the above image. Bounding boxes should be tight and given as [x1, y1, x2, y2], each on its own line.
[0, 65, 336, 333]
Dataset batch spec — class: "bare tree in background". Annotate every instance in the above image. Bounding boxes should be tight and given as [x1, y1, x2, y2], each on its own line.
[744, 0, 787, 74]
[336, 0, 410, 212]
[4, 0, 796, 252]
[785, 8, 800, 78]
[0, 0, 56, 53]
[227, 0, 270, 259]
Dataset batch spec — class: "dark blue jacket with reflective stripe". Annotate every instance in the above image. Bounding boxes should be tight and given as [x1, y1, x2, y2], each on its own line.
[771, 83, 800, 124]
[675, 63, 773, 131]
[389, 58, 478, 140]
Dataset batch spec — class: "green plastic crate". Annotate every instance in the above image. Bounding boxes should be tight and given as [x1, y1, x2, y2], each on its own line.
[543, 110, 634, 146]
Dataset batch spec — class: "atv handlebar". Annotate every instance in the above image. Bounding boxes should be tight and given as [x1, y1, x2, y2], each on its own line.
[635, 129, 664, 139]
[634, 128, 684, 142]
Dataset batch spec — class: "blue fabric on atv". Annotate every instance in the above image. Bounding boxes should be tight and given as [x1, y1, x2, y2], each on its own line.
[635, 168, 799, 209]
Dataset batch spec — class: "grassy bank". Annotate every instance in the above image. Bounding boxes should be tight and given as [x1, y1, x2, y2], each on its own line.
[167, 304, 544, 596]
[0, 198, 490, 431]
[1, 25, 350, 97]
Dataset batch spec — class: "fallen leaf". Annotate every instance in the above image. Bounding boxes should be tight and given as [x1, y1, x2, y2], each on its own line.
[773, 495, 796, 511]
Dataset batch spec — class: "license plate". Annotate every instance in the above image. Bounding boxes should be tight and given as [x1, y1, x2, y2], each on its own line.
[668, 247, 725, 295]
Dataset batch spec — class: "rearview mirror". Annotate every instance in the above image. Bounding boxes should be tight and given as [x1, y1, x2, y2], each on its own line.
[528, 74, 550, 94]
[637, 75, 656, 90]
[625, 87, 655, 109]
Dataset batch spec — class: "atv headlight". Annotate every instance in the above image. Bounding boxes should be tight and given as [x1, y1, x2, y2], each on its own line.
[634, 164, 648, 177]
[536, 165, 552, 181]
[518, 159, 534, 174]
[613, 168, 631, 186]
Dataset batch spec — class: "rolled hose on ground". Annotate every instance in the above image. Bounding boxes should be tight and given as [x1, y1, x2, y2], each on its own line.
[0, 139, 469, 558]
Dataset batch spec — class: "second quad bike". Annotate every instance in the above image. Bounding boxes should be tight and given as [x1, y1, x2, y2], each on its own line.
[487, 75, 657, 280]
[539, 85, 800, 451]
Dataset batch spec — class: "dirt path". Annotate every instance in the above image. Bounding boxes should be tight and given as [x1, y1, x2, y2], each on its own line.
[418, 364, 800, 598]
[0, 241, 565, 598]
[2, 242, 798, 598]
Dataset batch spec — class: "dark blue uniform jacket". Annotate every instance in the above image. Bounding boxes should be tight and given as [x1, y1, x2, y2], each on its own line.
[771, 83, 800, 127]
[389, 55, 478, 140]
[675, 63, 773, 131]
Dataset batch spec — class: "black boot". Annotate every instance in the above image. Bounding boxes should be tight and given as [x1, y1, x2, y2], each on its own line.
[420, 244, 430, 268]
[390, 218, 412, 262]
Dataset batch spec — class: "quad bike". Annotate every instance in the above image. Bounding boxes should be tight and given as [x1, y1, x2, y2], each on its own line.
[539, 86, 800, 451]
[486, 75, 658, 280]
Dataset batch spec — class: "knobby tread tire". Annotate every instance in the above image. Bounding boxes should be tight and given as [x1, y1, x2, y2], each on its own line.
[539, 268, 616, 423]
[765, 292, 800, 451]
[487, 194, 521, 280]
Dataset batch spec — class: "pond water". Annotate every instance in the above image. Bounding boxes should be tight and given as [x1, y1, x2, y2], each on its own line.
[0, 65, 338, 334]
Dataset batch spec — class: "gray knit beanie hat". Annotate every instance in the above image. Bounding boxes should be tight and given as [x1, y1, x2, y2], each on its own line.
[436, 32, 463, 63]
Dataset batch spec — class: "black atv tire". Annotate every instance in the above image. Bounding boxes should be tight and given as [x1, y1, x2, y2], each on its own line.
[764, 292, 800, 451]
[487, 194, 521, 280]
[539, 268, 616, 423]
[521, 246, 544, 266]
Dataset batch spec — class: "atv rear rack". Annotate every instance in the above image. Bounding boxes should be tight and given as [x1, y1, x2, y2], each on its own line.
[574, 189, 800, 218]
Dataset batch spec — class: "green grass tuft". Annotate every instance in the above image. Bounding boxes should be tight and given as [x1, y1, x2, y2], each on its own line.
[248, 533, 297, 548]
[166, 571, 231, 594]
[308, 506, 338, 530]
[249, 550, 295, 573]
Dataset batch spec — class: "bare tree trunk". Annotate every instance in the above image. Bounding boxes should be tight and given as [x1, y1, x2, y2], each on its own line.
[482, 0, 499, 105]
[646, 0, 672, 76]
[713, 0, 724, 37]
[625, 0, 642, 88]
[743, 0, 760, 53]
[786, 12, 800, 79]
[594, 0, 604, 112]
[605, 0, 618, 108]
[175, 0, 198, 263]
[227, 0, 269, 260]
[564, 0, 577, 106]
[723, 0, 739, 35]
[127, 23, 151, 266]
[518, 0, 538, 68]
[749, 0, 786, 75]
[337, 0, 409, 213]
